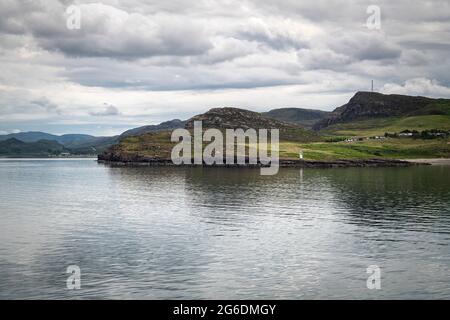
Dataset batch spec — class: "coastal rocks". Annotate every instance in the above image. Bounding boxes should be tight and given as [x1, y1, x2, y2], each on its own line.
[278, 158, 418, 168]
[98, 152, 419, 168]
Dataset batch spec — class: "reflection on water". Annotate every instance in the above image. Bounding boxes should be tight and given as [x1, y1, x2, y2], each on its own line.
[0, 159, 449, 299]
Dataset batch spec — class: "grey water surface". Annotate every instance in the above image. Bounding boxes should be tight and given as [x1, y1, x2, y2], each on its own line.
[0, 159, 449, 299]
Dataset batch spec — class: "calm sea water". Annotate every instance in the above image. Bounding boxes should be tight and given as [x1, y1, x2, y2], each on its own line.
[0, 159, 449, 299]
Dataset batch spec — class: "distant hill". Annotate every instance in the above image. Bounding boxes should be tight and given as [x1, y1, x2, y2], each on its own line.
[185, 107, 320, 142]
[0, 121, 188, 155]
[314, 91, 450, 131]
[0, 131, 60, 143]
[0, 131, 118, 155]
[0, 131, 96, 144]
[120, 119, 185, 138]
[262, 108, 330, 128]
[185, 107, 297, 129]
[0, 138, 69, 157]
[99, 106, 324, 163]
[65, 136, 119, 154]
[57, 134, 99, 145]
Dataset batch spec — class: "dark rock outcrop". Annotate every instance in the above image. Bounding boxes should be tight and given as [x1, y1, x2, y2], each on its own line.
[314, 91, 442, 130]
[98, 152, 419, 168]
[185, 107, 298, 130]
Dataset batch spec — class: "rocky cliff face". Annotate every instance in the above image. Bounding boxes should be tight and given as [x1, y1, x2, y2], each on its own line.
[185, 107, 298, 130]
[313, 92, 439, 130]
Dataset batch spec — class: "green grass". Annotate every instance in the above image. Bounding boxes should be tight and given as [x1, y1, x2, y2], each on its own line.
[288, 138, 450, 160]
[114, 128, 450, 162]
[322, 115, 450, 137]
[417, 100, 450, 116]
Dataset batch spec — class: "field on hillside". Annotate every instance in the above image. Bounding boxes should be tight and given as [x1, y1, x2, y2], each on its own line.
[280, 138, 450, 160]
[113, 130, 450, 161]
[322, 115, 450, 137]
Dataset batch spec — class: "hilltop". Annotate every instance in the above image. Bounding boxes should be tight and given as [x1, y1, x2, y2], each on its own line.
[185, 107, 295, 129]
[314, 91, 450, 132]
[262, 107, 330, 128]
[184, 107, 320, 142]
[120, 119, 185, 138]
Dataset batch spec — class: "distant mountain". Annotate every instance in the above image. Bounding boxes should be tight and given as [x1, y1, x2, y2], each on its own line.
[57, 134, 98, 145]
[0, 131, 60, 143]
[0, 131, 97, 144]
[120, 119, 185, 138]
[262, 108, 330, 128]
[0, 131, 118, 155]
[0, 138, 69, 157]
[65, 136, 119, 154]
[314, 92, 450, 130]
[0, 120, 188, 156]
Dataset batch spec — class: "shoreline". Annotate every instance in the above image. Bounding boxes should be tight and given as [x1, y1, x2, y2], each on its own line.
[97, 156, 425, 168]
[402, 158, 450, 165]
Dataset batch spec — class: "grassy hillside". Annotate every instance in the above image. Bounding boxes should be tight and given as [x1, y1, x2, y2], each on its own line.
[321, 115, 450, 137]
[101, 101, 450, 163]
[103, 129, 450, 162]
[108, 127, 322, 158]
[279, 139, 450, 160]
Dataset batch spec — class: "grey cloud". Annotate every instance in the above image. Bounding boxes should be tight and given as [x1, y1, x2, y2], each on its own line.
[0, 90, 62, 118]
[329, 32, 402, 62]
[382, 78, 450, 98]
[89, 104, 121, 116]
[0, 0, 449, 135]
[354, 42, 401, 61]
[297, 48, 352, 70]
[1, 1, 212, 59]
[30, 98, 61, 114]
[237, 29, 308, 50]
[256, 0, 450, 24]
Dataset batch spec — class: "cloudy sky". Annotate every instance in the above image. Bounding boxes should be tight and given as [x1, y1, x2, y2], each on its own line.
[0, 0, 449, 136]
